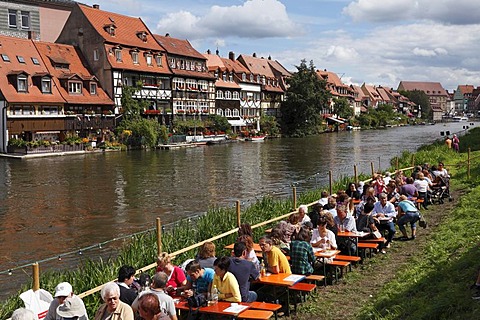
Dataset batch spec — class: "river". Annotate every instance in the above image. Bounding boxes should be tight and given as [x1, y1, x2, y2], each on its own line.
[0, 122, 471, 299]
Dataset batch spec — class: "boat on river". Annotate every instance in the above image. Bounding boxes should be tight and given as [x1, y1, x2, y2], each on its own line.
[245, 135, 266, 142]
[452, 116, 468, 122]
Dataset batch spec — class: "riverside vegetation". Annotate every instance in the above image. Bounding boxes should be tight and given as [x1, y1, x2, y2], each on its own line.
[1, 128, 480, 320]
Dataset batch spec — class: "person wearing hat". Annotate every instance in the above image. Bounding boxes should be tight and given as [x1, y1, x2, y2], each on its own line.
[45, 282, 88, 320]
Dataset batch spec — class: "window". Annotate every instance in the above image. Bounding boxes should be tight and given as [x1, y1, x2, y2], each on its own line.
[115, 49, 122, 62]
[17, 56, 25, 64]
[242, 73, 246, 81]
[257, 75, 260, 83]
[41, 77, 51, 93]
[90, 83, 97, 95]
[21, 11, 30, 29]
[222, 73, 227, 82]
[39, 106, 58, 115]
[8, 10, 17, 28]
[93, 49, 99, 61]
[132, 52, 139, 64]
[169, 58, 175, 68]
[233, 92, 239, 99]
[68, 81, 82, 94]
[250, 74, 254, 82]
[31, 57, 39, 65]
[216, 91, 224, 99]
[2, 54, 10, 62]
[146, 54, 152, 66]
[155, 54, 162, 67]
[17, 75, 27, 92]
[229, 73, 233, 82]
[225, 91, 232, 99]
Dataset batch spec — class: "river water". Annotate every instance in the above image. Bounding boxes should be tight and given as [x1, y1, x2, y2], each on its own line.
[0, 122, 471, 299]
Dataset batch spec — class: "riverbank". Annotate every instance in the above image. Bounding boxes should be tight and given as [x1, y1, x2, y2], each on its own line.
[291, 128, 480, 319]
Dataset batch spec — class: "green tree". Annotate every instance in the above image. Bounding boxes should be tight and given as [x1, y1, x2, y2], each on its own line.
[334, 97, 354, 119]
[206, 114, 230, 133]
[280, 59, 331, 137]
[260, 115, 280, 136]
[398, 89, 431, 119]
[116, 84, 162, 148]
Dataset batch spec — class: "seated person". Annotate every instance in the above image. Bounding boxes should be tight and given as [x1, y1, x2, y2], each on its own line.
[400, 177, 418, 199]
[136, 293, 171, 320]
[156, 253, 187, 296]
[116, 265, 138, 306]
[131, 272, 177, 320]
[196, 241, 217, 269]
[290, 226, 315, 275]
[310, 216, 337, 250]
[177, 260, 214, 298]
[372, 193, 397, 248]
[356, 202, 379, 239]
[333, 204, 357, 255]
[236, 234, 260, 269]
[346, 182, 361, 200]
[258, 236, 291, 274]
[397, 195, 421, 240]
[297, 205, 311, 224]
[414, 172, 431, 209]
[212, 256, 241, 302]
[385, 183, 400, 206]
[308, 203, 323, 228]
[323, 196, 337, 217]
[228, 242, 259, 302]
[318, 190, 329, 206]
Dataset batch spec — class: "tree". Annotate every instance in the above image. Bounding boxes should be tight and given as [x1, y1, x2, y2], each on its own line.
[260, 115, 280, 136]
[206, 114, 230, 133]
[280, 59, 331, 137]
[398, 89, 431, 119]
[116, 84, 162, 148]
[334, 97, 354, 119]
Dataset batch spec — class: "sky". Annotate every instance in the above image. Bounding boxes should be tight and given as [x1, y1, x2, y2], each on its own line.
[86, 0, 480, 91]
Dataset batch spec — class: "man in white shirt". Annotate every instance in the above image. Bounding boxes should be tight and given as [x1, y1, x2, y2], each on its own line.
[372, 193, 397, 248]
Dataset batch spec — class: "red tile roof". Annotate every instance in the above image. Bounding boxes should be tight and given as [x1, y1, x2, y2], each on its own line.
[34, 41, 113, 105]
[457, 85, 474, 94]
[237, 54, 275, 78]
[104, 44, 171, 74]
[203, 53, 250, 75]
[267, 59, 291, 77]
[0, 36, 64, 103]
[397, 81, 448, 96]
[215, 79, 241, 89]
[78, 4, 162, 51]
[154, 35, 205, 60]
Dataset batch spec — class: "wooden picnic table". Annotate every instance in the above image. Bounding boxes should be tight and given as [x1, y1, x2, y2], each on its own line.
[175, 300, 250, 317]
[314, 249, 341, 285]
[336, 230, 369, 256]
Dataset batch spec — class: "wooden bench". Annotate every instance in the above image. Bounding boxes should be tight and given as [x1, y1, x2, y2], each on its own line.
[237, 309, 274, 320]
[303, 274, 325, 289]
[288, 282, 316, 313]
[358, 242, 379, 258]
[248, 302, 282, 320]
[416, 198, 424, 209]
[326, 260, 351, 281]
[334, 255, 362, 269]
[360, 237, 386, 243]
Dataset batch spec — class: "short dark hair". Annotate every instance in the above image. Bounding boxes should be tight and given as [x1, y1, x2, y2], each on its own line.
[233, 241, 247, 257]
[138, 293, 160, 317]
[152, 272, 168, 289]
[213, 256, 230, 271]
[364, 202, 374, 214]
[185, 260, 201, 273]
[118, 265, 135, 282]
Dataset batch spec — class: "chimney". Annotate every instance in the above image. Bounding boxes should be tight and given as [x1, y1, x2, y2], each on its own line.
[216, 49, 219, 55]
[253, 52, 256, 57]
[165, 33, 170, 37]
[229, 51, 235, 61]
[268, 55, 271, 60]
[207, 49, 211, 54]
[93, 4, 100, 9]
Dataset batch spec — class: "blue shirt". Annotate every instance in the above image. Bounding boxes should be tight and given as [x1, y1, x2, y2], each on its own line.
[398, 200, 418, 213]
[187, 268, 214, 294]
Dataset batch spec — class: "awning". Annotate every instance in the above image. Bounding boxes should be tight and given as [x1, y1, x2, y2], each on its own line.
[326, 117, 345, 124]
[227, 118, 247, 127]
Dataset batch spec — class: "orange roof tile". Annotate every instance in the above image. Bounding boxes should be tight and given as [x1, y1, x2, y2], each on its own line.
[0, 36, 64, 104]
[457, 85, 474, 94]
[267, 59, 291, 77]
[34, 41, 113, 105]
[78, 4, 162, 51]
[398, 81, 448, 96]
[237, 54, 275, 77]
[154, 35, 205, 60]
[215, 79, 241, 89]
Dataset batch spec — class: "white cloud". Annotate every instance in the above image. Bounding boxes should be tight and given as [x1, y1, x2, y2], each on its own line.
[412, 47, 448, 57]
[155, 0, 299, 40]
[343, 0, 480, 25]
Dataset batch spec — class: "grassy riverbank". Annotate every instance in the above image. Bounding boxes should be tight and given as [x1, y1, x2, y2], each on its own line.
[293, 127, 480, 320]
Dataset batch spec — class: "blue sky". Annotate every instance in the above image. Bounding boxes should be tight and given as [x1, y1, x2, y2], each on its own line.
[87, 0, 480, 91]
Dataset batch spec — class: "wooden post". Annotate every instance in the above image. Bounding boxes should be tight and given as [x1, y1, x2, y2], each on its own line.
[411, 154, 415, 167]
[236, 200, 241, 227]
[396, 157, 399, 171]
[354, 165, 358, 184]
[370, 162, 374, 177]
[32, 262, 40, 291]
[292, 186, 297, 209]
[156, 217, 162, 255]
[329, 170, 333, 195]
[468, 147, 471, 179]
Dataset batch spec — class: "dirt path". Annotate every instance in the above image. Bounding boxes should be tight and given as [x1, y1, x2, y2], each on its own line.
[291, 188, 464, 320]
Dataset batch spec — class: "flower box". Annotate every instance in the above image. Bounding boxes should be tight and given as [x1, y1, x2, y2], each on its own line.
[144, 109, 161, 115]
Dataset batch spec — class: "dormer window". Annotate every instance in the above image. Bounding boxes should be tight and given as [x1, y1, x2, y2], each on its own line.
[104, 24, 116, 36]
[214, 71, 218, 79]
[257, 75, 260, 83]
[222, 73, 226, 82]
[41, 77, 51, 93]
[17, 74, 27, 92]
[155, 54, 163, 67]
[145, 53, 152, 66]
[132, 51, 139, 64]
[90, 82, 97, 95]
[115, 48, 122, 62]
[242, 73, 246, 81]
[229, 73, 233, 82]
[262, 76, 266, 85]
[250, 74, 254, 82]
[68, 81, 82, 94]
[169, 58, 175, 68]
[136, 31, 148, 42]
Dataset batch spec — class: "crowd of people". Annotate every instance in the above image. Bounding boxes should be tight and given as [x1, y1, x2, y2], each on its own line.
[11, 163, 456, 320]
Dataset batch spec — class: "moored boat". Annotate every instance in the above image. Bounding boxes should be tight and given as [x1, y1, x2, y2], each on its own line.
[245, 135, 266, 142]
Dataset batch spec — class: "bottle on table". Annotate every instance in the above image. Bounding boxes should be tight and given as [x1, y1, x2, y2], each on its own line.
[211, 285, 219, 304]
[260, 261, 266, 277]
